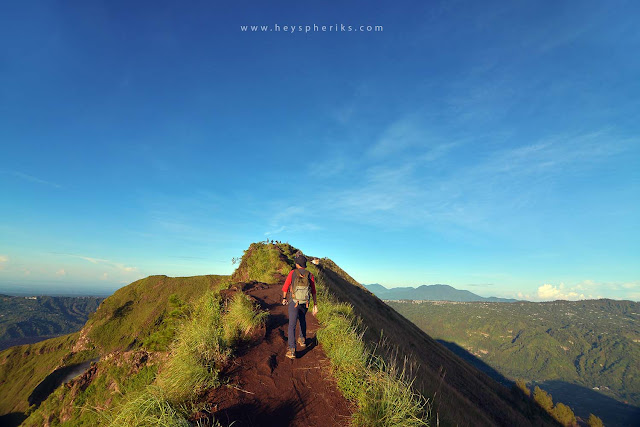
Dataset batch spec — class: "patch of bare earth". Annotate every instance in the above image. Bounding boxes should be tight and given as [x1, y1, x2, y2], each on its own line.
[195, 280, 353, 427]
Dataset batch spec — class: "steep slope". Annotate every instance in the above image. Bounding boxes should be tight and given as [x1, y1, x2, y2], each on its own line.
[315, 259, 557, 426]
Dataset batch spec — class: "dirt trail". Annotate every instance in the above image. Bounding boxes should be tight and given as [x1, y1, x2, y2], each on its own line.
[196, 280, 353, 427]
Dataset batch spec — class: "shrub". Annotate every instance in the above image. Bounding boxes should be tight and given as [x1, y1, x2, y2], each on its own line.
[533, 386, 553, 412]
[551, 402, 577, 426]
[587, 413, 604, 427]
[142, 294, 189, 351]
[515, 379, 530, 397]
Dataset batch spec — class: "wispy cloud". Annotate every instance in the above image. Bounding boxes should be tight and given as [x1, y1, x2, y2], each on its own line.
[59, 253, 138, 273]
[55, 268, 66, 276]
[2, 170, 62, 188]
[264, 206, 321, 236]
[0, 255, 8, 270]
[280, 121, 635, 241]
[77, 256, 110, 264]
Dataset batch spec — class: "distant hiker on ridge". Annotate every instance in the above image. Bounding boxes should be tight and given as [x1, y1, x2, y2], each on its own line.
[282, 255, 318, 359]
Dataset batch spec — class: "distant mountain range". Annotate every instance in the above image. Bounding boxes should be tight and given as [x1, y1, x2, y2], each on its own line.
[364, 283, 517, 302]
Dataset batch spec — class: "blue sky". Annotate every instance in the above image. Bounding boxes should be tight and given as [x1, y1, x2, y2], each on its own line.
[1, 0, 638, 300]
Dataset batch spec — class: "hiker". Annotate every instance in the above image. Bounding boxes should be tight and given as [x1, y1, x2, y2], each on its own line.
[281, 255, 318, 359]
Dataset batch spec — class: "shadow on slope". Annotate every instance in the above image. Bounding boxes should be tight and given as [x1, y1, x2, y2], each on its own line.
[314, 258, 558, 427]
[0, 412, 27, 427]
[27, 358, 98, 407]
[436, 340, 512, 387]
[536, 380, 640, 427]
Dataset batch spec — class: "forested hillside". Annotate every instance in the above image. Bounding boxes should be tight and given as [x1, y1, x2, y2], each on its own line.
[388, 299, 640, 426]
[0, 295, 104, 350]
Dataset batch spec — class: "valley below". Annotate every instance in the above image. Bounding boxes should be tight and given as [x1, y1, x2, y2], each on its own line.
[0, 295, 104, 351]
[387, 299, 640, 427]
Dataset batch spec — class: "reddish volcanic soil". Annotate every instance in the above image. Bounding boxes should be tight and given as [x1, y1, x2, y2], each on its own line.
[195, 280, 353, 427]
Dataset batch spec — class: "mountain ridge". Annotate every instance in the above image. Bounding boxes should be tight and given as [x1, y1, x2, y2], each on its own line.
[365, 283, 517, 302]
[0, 243, 556, 426]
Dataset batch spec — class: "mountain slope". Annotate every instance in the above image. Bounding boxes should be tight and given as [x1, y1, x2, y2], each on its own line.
[364, 283, 516, 302]
[321, 262, 554, 426]
[2, 243, 554, 426]
[11, 243, 357, 427]
[0, 274, 230, 421]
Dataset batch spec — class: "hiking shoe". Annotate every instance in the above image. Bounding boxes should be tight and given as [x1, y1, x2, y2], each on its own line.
[297, 337, 307, 349]
[285, 348, 296, 359]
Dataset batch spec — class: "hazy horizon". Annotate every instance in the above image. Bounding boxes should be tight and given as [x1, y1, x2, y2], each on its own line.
[2, 278, 638, 302]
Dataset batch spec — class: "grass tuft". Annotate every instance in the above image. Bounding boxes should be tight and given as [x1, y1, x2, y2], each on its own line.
[106, 386, 190, 427]
[224, 293, 268, 345]
[127, 288, 267, 419]
[155, 292, 226, 403]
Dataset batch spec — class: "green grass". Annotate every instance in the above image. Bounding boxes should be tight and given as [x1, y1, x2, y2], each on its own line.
[106, 386, 190, 427]
[308, 264, 430, 426]
[141, 294, 190, 351]
[155, 291, 228, 404]
[111, 290, 267, 423]
[9, 274, 268, 426]
[22, 357, 160, 426]
[232, 242, 292, 284]
[0, 333, 98, 415]
[24, 288, 268, 425]
[0, 275, 230, 419]
[223, 292, 269, 346]
[87, 275, 230, 353]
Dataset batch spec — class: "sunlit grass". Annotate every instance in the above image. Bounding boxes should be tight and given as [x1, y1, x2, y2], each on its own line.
[310, 266, 431, 426]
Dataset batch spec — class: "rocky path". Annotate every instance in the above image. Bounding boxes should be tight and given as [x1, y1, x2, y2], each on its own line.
[196, 280, 353, 427]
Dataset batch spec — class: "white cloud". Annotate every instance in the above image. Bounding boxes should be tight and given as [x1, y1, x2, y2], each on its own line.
[100, 272, 108, 280]
[56, 269, 66, 276]
[537, 283, 586, 301]
[120, 265, 137, 273]
[0, 255, 7, 270]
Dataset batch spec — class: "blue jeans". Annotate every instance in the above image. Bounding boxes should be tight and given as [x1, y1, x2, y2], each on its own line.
[287, 300, 308, 349]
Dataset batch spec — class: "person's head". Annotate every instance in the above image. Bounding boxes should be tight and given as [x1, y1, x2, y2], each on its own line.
[295, 255, 307, 269]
